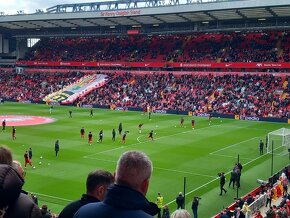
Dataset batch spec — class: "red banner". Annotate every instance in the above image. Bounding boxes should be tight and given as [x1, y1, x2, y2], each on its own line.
[15, 61, 290, 69]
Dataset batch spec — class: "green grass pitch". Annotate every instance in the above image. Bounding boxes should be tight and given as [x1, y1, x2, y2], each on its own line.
[0, 102, 289, 217]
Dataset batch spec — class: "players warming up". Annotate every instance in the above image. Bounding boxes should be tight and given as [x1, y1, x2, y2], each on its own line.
[191, 119, 195, 129]
[55, 140, 60, 157]
[122, 131, 129, 143]
[12, 126, 16, 140]
[208, 113, 213, 124]
[88, 132, 93, 145]
[138, 123, 143, 133]
[118, 122, 123, 135]
[148, 130, 154, 140]
[80, 127, 85, 139]
[147, 105, 152, 120]
[24, 150, 33, 168]
[2, 120, 6, 132]
[112, 128, 116, 141]
[180, 117, 184, 127]
[49, 105, 53, 114]
[98, 130, 103, 143]
[259, 140, 264, 155]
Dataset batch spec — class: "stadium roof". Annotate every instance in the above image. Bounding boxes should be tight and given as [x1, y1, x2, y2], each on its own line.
[0, 0, 289, 33]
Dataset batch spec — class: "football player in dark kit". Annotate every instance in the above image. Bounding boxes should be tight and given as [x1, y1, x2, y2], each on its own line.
[12, 126, 16, 140]
[118, 122, 122, 135]
[55, 140, 60, 157]
[112, 129, 116, 141]
[2, 119, 6, 132]
[80, 127, 85, 139]
[69, 110, 72, 118]
[259, 140, 264, 155]
[90, 109, 93, 117]
[98, 130, 103, 143]
[218, 172, 227, 196]
[148, 130, 154, 140]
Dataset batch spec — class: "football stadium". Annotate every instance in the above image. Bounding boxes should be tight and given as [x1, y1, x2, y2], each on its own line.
[0, 0, 289, 217]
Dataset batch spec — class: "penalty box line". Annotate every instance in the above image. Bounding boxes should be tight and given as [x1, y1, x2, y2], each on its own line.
[84, 122, 226, 158]
[209, 137, 260, 155]
[165, 144, 284, 207]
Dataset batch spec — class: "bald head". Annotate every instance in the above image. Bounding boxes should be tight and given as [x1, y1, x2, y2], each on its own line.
[115, 150, 153, 194]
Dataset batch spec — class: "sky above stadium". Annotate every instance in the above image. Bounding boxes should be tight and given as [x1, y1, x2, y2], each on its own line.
[1, 0, 211, 15]
[1, 0, 104, 15]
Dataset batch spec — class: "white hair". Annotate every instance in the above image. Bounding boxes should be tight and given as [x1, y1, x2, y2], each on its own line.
[115, 150, 152, 190]
[170, 209, 192, 218]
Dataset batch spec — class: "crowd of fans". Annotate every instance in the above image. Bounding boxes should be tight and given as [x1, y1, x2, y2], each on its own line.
[21, 31, 290, 63]
[0, 70, 289, 118]
[79, 72, 290, 119]
[0, 71, 84, 102]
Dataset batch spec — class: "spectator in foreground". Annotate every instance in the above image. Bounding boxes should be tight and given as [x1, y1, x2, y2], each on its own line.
[170, 209, 192, 218]
[40, 204, 52, 218]
[74, 150, 159, 218]
[0, 145, 41, 218]
[58, 169, 114, 218]
[162, 204, 170, 218]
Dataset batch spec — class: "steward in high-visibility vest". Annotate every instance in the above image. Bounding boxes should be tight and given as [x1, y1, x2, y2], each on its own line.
[156, 192, 163, 218]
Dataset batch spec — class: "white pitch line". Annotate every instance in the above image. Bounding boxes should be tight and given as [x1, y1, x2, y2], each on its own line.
[165, 144, 284, 206]
[26, 191, 73, 202]
[137, 135, 144, 143]
[209, 137, 259, 155]
[209, 153, 252, 160]
[84, 123, 224, 158]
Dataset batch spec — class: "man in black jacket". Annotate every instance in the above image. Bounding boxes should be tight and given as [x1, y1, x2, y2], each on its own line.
[0, 164, 41, 218]
[74, 150, 159, 218]
[219, 172, 227, 196]
[58, 169, 114, 218]
[0, 145, 41, 218]
[176, 192, 184, 209]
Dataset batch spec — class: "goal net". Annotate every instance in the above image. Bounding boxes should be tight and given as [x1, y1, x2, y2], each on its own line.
[267, 128, 290, 153]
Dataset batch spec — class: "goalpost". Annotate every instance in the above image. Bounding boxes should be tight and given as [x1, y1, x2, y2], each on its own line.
[267, 128, 290, 154]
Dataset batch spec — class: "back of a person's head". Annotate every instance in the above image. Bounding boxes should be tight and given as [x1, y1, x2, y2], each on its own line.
[170, 209, 192, 218]
[0, 145, 13, 165]
[115, 150, 152, 190]
[86, 169, 114, 194]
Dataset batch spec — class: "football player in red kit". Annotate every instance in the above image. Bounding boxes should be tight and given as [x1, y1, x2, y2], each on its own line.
[191, 119, 195, 129]
[80, 127, 85, 139]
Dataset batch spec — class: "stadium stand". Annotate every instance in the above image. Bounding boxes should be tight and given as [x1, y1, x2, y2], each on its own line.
[0, 70, 289, 118]
[20, 31, 290, 63]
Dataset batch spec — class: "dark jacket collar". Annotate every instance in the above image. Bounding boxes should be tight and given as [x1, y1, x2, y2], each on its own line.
[104, 184, 159, 216]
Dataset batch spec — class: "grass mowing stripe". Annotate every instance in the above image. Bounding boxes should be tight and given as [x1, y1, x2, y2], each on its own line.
[209, 137, 259, 154]
[84, 122, 226, 157]
[209, 153, 253, 160]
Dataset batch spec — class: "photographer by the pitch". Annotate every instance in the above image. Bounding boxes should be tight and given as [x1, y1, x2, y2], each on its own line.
[191, 197, 200, 218]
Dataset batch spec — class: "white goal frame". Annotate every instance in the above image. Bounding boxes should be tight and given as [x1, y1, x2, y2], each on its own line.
[267, 128, 290, 153]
